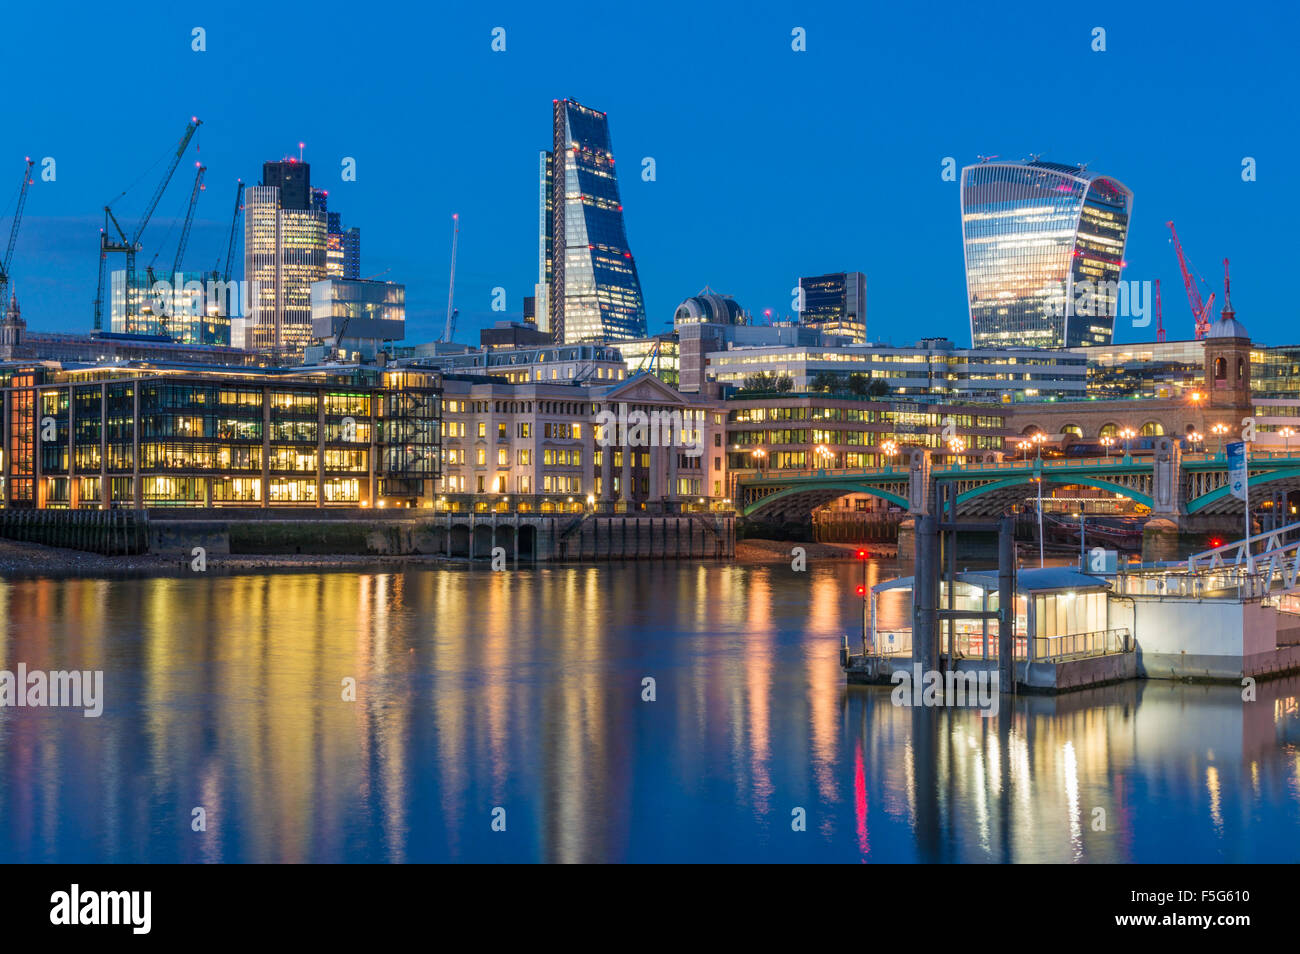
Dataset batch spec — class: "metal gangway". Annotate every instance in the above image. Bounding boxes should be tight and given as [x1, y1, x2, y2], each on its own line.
[1166, 520, 1300, 599]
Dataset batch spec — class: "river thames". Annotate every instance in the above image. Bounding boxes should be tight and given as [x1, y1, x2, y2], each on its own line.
[1, 560, 1298, 863]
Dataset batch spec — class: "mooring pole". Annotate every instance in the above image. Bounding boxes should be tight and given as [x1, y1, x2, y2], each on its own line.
[998, 514, 1016, 693]
[914, 513, 939, 673]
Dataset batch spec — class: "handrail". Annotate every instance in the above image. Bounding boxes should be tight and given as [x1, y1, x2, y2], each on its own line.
[1032, 627, 1131, 663]
[1187, 520, 1300, 569]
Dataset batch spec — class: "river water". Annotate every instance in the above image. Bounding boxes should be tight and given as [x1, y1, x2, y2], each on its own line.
[1, 560, 1297, 863]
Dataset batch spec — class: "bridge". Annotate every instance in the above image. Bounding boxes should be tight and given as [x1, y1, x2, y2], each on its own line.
[737, 437, 1300, 530]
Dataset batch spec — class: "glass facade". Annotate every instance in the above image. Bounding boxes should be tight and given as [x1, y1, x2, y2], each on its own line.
[962, 161, 1132, 349]
[725, 396, 1007, 471]
[109, 269, 231, 345]
[1, 365, 440, 509]
[799, 272, 867, 343]
[245, 169, 328, 359]
[546, 99, 647, 344]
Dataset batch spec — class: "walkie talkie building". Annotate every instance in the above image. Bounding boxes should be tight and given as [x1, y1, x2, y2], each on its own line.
[961, 160, 1132, 350]
[541, 99, 647, 343]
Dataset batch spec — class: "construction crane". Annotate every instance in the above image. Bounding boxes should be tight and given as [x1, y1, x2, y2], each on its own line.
[441, 213, 459, 343]
[219, 180, 244, 284]
[0, 158, 35, 309]
[1166, 220, 1216, 339]
[1155, 279, 1165, 343]
[152, 163, 206, 338]
[94, 117, 202, 331]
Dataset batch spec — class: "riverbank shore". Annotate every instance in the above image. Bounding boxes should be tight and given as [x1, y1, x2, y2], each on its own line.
[734, 539, 898, 563]
[0, 537, 887, 576]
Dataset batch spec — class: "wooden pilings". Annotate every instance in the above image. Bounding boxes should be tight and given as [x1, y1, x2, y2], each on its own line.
[0, 508, 149, 556]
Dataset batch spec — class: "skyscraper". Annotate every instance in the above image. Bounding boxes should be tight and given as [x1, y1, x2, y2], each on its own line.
[541, 99, 646, 343]
[961, 159, 1133, 349]
[798, 272, 867, 343]
[326, 210, 361, 280]
[245, 160, 327, 357]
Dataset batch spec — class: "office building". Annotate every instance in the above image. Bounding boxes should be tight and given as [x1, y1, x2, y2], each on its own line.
[705, 338, 1087, 403]
[540, 99, 647, 343]
[799, 272, 867, 343]
[309, 278, 405, 360]
[245, 160, 328, 358]
[961, 159, 1133, 349]
[326, 211, 361, 280]
[108, 268, 232, 345]
[0, 361, 440, 509]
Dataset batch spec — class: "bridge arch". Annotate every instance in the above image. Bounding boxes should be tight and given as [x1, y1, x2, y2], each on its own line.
[742, 481, 908, 519]
[952, 473, 1153, 511]
[1186, 466, 1300, 514]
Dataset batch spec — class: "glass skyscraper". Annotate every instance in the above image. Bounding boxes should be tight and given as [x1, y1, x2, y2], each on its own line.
[540, 99, 647, 343]
[799, 272, 867, 343]
[961, 160, 1132, 350]
[245, 160, 327, 358]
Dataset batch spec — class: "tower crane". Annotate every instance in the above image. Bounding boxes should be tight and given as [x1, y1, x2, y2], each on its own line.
[219, 180, 244, 284]
[152, 163, 206, 338]
[1166, 220, 1216, 339]
[0, 158, 35, 308]
[94, 118, 202, 331]
[441, 213, 459, 343]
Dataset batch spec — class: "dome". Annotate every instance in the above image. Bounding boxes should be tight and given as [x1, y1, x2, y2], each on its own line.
[1205, 312, 1248, 339]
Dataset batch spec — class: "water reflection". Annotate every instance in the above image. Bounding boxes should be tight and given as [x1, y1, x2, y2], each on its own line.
[0, 561, 1298, 862]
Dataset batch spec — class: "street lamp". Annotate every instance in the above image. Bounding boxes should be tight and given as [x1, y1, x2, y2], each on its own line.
[947, 434, 966, 467]
[1118, 426, 1136, 458]
[1100, 435, 1115, 459]
[814, 443, 834, 470]
[751, 447, 767, 475]
[880, 438, 898, 471]
[1030, 431, 1046, 460]
[1211, 422, 1229, 456]
[1281, 426, 1296, 455]
[1187, 431, 1204, 454]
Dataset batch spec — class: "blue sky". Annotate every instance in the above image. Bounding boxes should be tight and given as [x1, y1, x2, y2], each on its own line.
[3, 0, 1296, 346]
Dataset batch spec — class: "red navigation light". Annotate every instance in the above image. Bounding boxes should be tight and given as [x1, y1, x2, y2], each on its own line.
[855, 585, 866, 596]
[856, 548, 867, 559]
[623, 251, 631, 258]
[1209, 536, 1223, 548]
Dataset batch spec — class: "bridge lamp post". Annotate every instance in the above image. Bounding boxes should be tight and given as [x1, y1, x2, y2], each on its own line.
[751, 448, 767, 475]
[1016, 439, 1031, 461]
[1031, 431, 1046, 460]
[1187, 431, 1204, 454]
[1211, 423, 1229, 457]
[814, 444, 833, 471]
[1100, 435, 1115, 460]
[1280, 426, 1296, 455]
[947, 435, 966, 468]
[880, 439, 898, 472]
[1118, 426, 1136, 461]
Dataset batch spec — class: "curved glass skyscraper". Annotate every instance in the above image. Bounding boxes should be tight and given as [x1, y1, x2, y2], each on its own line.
[961, 160, 1132, 349]
[541, 99, 647, 343]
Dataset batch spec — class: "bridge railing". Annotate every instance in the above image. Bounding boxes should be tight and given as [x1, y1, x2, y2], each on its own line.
[1187, 520, 1300, 571]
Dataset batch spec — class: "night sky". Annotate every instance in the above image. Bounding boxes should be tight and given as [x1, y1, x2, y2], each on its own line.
[4, 0, 1295, 347]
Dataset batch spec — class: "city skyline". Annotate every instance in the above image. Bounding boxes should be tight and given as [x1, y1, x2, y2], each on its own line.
[1, 1, 1294, 349]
